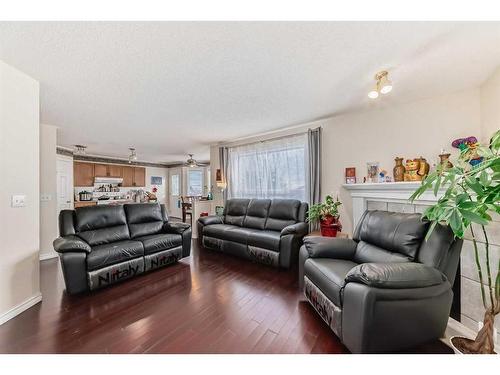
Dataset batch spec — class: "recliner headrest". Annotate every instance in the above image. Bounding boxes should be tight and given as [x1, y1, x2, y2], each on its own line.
[124, 203, 163, 224]
[75, 205, 127, 232]
[353, 210, 429, 260]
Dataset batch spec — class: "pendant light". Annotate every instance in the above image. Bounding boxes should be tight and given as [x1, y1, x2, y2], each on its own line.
[128, 147, 138, 163]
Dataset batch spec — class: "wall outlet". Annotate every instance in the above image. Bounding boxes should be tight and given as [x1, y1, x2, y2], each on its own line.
[40, 194, 52, 202]
[11, 195, 26, 207]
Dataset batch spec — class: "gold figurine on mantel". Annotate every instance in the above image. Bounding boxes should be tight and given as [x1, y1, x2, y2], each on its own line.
[393, 157, 405, 182]
[403, 157, 430, 181]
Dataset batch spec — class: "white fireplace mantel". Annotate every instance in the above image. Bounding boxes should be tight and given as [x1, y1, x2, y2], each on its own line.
[342, 182, 445, 229]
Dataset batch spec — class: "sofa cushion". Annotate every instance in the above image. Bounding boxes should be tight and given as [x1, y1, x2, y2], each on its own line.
[136, 233, 183, 255]
[264, 199, 301, 231]
[87, 240, 144, 271]
[224, 199, 250, 227]
[247, 230, 281, 251]
[75, 205, 130, 246]
[304, 258, 358, 307]
[243, 199, 271, 230]
[125, 203, 165, 238]
[353, 210, 429, 260]
[203, 224, 258, 244]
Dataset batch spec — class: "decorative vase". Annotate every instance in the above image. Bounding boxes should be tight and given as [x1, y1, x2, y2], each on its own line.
[393, 157, 405, 182]
[439, 153, 453, 169]
[320, 215, 342, 237]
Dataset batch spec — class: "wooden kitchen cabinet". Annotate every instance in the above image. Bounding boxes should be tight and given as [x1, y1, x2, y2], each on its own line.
[108, 164, 123, 178]
[133, 167, 146, 187]
[122, 166, 134, 186]
[93, 163, 108, 177]
[94, 163, 123, 178]
[74, 162, 146, 187]
[74, 162, 94, 186]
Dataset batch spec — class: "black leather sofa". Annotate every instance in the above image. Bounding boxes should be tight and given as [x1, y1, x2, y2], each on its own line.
[53, 203, 191, 294]
[198, 198, 308, 268]
[299, 210, 463, 353]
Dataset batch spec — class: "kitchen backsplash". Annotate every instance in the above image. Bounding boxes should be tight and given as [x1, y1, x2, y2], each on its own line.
[74, 186, 146, 201]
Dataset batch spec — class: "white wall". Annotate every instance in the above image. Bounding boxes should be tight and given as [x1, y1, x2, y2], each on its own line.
[212, 88, 482, 234]
[322, 88, 481, 234]
[0, 61, 41, 324]
[480, 65, 500, 141]
[145, 166, 169, 205]
[40, 124, 58, 260]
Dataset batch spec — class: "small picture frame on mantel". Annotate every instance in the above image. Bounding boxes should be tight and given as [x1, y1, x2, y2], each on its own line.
[366, 162, 379, 183]
[345, 167, 356, 184]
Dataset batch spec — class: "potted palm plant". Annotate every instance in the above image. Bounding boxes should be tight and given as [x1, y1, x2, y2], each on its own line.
[410, 129, 500, 354]
[308, 195, 342, 237]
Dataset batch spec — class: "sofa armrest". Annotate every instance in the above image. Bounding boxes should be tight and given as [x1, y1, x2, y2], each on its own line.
[53, 235, 91, 254]
[303, 236, 357, 260]
[281, 222, 308, 237]
[345, 262, 447, 289]
[198, 215, 224, 226]
[163, 222, 191, 234]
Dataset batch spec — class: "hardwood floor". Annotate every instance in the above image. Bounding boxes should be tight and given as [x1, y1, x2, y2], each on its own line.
[0, 241, 452, 354]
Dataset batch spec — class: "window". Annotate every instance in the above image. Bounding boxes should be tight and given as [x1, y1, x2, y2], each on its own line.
[227, 133, 307, 201]
[187, 169, 203, 196]
[171, 174, 180, 196]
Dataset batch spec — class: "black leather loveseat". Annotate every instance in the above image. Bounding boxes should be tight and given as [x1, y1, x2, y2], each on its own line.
[198, 198, 308, 268]
[53, 203, 191, 294]
[299, 210, 463, 353]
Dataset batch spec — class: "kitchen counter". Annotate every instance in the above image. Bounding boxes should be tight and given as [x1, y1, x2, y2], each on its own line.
[74, 201, 97, 208]
[74, 199, 154, 208]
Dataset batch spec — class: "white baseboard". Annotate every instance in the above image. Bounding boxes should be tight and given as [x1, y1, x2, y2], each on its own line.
[0, 293, 42, 325]
[39, 252, 58, 261]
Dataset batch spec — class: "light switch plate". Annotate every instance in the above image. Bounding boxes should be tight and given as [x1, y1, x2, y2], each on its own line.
[40, 194, 52, 202]
[11, 195, 26, 207]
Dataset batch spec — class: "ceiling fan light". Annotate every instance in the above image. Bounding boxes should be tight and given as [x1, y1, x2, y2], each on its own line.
[380, 78, 393, 94]
[368, 89, 379, 99]
[185, 154, 199, 168]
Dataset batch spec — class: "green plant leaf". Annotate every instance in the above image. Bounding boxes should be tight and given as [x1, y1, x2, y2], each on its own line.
[465, 176, 483, 195]
[449, 209, 464, 238]
[433, 173, 442, 196]
[459, 209, 489, 225]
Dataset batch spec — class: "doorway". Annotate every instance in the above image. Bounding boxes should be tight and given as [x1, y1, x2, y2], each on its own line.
[169, 168, 182, 218]
[57, 156, 73, 212]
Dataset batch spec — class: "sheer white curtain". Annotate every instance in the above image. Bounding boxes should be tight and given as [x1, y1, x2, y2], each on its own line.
[227, 133, 308, 201]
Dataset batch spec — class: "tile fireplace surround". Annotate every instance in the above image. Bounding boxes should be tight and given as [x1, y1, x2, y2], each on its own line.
[343, 182, 500, 346]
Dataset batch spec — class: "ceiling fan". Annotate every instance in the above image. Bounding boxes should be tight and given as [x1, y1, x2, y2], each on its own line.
[184, 154, 208, 168]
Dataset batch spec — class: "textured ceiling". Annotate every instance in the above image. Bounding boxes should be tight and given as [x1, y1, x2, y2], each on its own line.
[1, 22, 499, 162]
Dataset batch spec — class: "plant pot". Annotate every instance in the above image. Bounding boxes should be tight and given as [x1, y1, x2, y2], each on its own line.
[449, 335, 498, 355]
[320, 216, 342, 237]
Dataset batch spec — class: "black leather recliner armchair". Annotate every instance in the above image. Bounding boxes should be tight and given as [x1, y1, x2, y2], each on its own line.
[53, 203, 191, 294]
[299, 210, 463, 353]
[198, 198, 308, 268]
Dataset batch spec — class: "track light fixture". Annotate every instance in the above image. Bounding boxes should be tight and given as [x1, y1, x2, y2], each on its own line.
[368, 70, 393, 99]
[74, 145, 87, 155]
